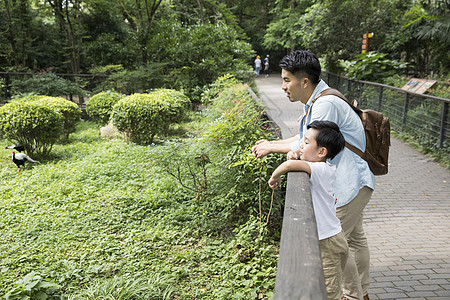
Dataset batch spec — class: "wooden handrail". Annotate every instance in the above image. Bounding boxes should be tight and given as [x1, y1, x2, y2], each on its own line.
[247, 86, 327, 298]
[274, 172, 327, 299]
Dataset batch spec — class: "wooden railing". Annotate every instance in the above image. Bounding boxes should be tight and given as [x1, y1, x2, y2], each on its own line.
[248, 86, 327, 299]
[274, 171, 327, 299]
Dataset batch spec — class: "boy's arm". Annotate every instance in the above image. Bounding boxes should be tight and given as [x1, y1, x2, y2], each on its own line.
[268, 160, 311, 190]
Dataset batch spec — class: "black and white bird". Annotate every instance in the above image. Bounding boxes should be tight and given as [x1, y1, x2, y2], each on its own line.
[5, 143, 25, 152]
[12, 152, 40, 172]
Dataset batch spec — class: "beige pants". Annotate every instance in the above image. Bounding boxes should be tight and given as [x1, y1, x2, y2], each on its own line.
[320, 231, 349, 300]
[336, 186, 373, 300]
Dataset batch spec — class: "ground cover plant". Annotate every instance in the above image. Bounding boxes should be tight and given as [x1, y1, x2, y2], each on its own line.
[0, 76, 285, 299]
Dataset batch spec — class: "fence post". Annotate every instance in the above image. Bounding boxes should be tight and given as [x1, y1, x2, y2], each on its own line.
[378, 86, 384, 111]
[439, 102, 448, 149]
[2, 73, 11, 101]
[359, 82, 364, 105]
[402, 93, 410, 132]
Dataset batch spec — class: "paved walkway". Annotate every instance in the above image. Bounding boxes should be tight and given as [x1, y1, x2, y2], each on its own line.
[255, 75, 450, 299]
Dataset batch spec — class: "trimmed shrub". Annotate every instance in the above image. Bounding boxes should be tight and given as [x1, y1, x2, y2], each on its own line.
[0, 101, 64, 155]
[112, 89, 190, 144]
[13, 95, 81, 141]
[86, 91, 124, 125]
[33, 96, 81, 140]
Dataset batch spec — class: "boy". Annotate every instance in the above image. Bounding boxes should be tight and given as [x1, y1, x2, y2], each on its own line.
[268, 120, 348, 300]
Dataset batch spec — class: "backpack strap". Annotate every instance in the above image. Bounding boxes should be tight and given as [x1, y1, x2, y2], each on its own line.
[308, 88, 366, 160]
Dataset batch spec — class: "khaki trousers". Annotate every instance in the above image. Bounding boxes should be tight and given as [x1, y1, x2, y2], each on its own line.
[320, 231, 349, 300]
[336, 187, 373, 300]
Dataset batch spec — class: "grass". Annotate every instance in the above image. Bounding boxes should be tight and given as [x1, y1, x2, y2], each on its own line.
[0, 117, 279, 299]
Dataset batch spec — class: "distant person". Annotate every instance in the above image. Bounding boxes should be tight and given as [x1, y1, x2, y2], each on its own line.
[269, 120, 349, 300]
[254, 55, 262, 76]
[263, 54, 270, 77]
[252, 50, 374, 300]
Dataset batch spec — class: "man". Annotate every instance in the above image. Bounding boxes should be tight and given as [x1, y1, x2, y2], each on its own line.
[251, 50, 374, 300]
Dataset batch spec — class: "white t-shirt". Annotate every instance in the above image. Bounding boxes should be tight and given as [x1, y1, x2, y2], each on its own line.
[254, 58, 261, 68]
[306, 161, 342, 240]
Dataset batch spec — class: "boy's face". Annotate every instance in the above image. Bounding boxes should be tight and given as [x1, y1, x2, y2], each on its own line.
[299, 128, 326, 162]
[281, 69, 310, 104]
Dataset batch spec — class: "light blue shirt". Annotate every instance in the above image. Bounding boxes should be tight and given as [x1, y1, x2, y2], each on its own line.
[291, 80, 375, 207]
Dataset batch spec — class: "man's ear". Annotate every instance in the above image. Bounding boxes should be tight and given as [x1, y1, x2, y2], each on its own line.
[302, 77, 310, 89]
[318, 147, 328, 158]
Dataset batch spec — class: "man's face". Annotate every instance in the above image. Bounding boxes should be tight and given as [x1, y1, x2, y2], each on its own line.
[281, 69, 309, 104]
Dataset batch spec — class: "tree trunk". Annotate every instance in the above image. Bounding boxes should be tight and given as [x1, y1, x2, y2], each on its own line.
[47, 0, 83, 74]
[3, 0, 19, 67]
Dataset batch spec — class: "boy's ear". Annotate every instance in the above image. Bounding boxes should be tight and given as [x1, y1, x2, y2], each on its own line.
[318, 147, 328, 158]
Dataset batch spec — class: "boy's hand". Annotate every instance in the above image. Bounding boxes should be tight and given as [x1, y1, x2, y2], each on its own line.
[268, 176, 281, 190]
[287, 149, 301, 160]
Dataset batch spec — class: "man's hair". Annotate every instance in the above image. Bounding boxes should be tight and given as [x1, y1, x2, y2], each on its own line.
[279, 50, 321, 84]
[307, 120, 345, 159]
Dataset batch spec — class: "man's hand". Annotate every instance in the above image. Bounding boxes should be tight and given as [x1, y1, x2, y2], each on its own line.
[251, 140, 272, 158]
[268, 176, 281, 190]
[287, 149, 301, 160]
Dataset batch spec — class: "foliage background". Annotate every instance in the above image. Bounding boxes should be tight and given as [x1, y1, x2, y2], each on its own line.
[1, 0, 447, 97]
[0, 77, 285, 298]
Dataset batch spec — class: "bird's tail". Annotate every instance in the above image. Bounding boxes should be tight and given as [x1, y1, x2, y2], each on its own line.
[24, 154, 40, 163]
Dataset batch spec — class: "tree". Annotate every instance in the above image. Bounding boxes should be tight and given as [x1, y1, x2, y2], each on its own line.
[45, 0, 85, 74]
[403, 0, 450, 74]
[0, 0, 33, 68]
[116, 0, 163, 65]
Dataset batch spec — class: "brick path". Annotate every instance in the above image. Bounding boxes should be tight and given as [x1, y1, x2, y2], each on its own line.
[255, 76, 450, 299]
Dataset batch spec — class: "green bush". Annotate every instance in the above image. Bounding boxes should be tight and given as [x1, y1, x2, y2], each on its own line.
[100, 64, 168, 95]
[12, 95, 81, 141]
[0, 101, 64, 155]
[346, 52, 408, 83]
[86, 91, 124, 125]
[157, 76, 284, 230]
[33, 96, 81, 140]
[11, 73, 86, 98]
[112, 89, 190, 144]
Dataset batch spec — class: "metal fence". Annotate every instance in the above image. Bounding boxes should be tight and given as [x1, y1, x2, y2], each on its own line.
[323, 72, 450, 156]
[0, 71, 109, 106]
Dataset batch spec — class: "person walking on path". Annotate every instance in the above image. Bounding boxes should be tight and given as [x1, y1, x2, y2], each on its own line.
[252, 50, 374, 300]
[254, 55, 262, 76]
[269, 120, 349, 300]
[263, 54, 270, 77]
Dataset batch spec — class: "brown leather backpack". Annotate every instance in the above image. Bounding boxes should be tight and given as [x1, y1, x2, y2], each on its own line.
[311, 88, 390, 175]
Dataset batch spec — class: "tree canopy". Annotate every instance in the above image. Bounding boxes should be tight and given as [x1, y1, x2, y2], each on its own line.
[0, 0, 447, 84]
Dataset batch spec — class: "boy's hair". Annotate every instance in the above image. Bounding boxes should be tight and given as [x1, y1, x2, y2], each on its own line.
[279, 50, 321, 85]
[307, 120, 345, 159]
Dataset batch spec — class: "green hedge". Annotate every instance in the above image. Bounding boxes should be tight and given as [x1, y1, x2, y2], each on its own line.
[86, 91, 124, 125]
[112, 89, 190, 144]
[0, 101, 64, 155]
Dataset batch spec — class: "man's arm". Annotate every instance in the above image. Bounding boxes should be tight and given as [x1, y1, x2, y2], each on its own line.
[268, 160, 311, 189]
[251, 135, 299, 158]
